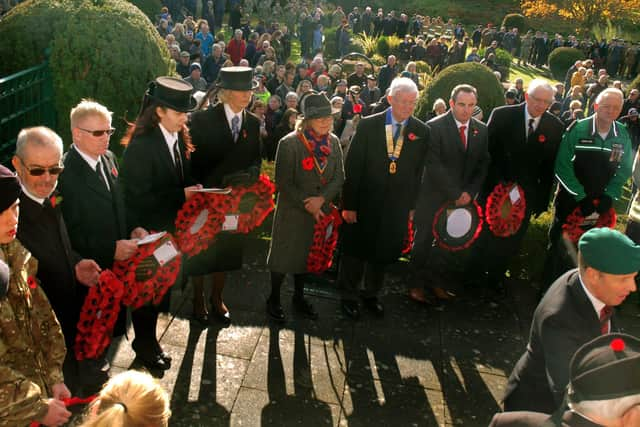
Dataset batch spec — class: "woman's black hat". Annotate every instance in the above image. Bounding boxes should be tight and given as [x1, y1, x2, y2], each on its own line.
[145, 76, 197, 113]
[216, 66, 259, 91]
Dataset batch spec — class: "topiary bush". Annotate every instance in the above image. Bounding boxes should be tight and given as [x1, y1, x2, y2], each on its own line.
[548, 47, 583, 81]
[501, 13, 525, 31]
[415, 62, 504, 121]
[376, 36, 391, 58]
[0, 0, 173, 147]
[323, 26, 339, 59]
[128, 0, 162, 22]
[477, 47, 512, 81]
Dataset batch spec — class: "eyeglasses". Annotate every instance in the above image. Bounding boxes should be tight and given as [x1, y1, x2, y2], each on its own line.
[77, 127, 116, 137]
[18, 158, 64, 176]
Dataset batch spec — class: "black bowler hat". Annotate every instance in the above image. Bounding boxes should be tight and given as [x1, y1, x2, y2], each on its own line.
[146, 76, 197, 112]
[0, 165, 20, 214]
[216, 66, 258, 91]
[568, 333, 640, 403]
[301, 92, 332, 119]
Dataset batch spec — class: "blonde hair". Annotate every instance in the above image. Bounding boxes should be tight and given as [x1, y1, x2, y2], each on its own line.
[80, 370, 170, 427]
[70, 99, 113, 129]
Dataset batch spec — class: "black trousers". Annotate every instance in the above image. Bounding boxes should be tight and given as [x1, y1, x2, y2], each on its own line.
[338, 254, 386, 301]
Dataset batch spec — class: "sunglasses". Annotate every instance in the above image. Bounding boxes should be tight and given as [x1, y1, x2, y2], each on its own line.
[19, 159, 64, 176]
[78, 127, 116, 137]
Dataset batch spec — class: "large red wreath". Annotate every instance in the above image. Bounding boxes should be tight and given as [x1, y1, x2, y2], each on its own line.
[402, 218, 415, 255]
[75, 270, 124, 361]
[174, 192, 226, 256]
[307, 206, 343, 273]
[562, 204, 617, 243]
[485, 182, 527, 237]
[224, 174, 275, 234]
[432, 200, 484, 252]
[113, 234, 182, 310]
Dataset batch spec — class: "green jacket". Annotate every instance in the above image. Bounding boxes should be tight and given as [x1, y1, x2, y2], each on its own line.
[555, 115, 633, 201]
[0, 239, 66, 426]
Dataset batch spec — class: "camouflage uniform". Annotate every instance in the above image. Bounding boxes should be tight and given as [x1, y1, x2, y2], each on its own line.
[0, 239, 66, 426]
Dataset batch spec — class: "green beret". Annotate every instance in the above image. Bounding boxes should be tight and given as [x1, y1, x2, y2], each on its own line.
[578, 227, 640, 274]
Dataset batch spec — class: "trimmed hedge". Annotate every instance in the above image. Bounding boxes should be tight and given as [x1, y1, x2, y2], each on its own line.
[128, 0, 162, 22]
[548, 47, 583, 81]
[501, 13, 525, 31]
[0, 0, 173, 147]
[415, 62, 504, 121]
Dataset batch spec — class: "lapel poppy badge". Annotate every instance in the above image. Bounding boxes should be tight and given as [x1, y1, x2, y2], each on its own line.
[302, 157, 314, 171]
[50, 195, 63, 208]
[242, 129, 248, 139]
[538, 134, 546, 143]
[407, 132, 416, 141]
[353, 103, 363, 114]
[111, 167, 118, 177]
[472, 129, 479, 136]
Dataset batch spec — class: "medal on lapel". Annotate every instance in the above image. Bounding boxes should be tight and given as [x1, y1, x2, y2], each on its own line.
[385, 124, 404, 174]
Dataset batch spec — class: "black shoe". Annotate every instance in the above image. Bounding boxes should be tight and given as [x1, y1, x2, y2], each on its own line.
[293, 296, 318, 320]
[341, 300, 360, 320]
[155, 342, 172, 368]
[363, 297, 384, 317]
[132, 340, 170, 371]
[266, 297, 286, 322]
[191, 311, 210, 327]
[212, 309, 232, 327]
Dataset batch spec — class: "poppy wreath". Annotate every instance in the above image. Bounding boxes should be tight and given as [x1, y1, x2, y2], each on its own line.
[431, 200, 484, 252]
[307, 206, 343, 273]
[485, 182, 527, 237]
[225, 174, 275, 234]
[113, 234, 182, 310]
[174, 192, 226, 256]
[401, 218, 415, 255]
[75, 270, 125, 361]
[562, 202, 617, 243]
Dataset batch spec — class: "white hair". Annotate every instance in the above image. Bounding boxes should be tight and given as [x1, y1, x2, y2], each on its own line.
[16, 126, 63, 159]
[595, 88, 624, 105]
[571, 394, 640, 420]
[527, 78, 556, 96]
[389, 77, 418, 97]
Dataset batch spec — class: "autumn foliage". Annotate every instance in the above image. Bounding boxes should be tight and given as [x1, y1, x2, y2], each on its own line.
[521, 0, 640, 30]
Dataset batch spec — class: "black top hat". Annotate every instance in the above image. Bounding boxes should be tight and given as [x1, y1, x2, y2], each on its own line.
[568, 333, 640, 403]
[301, 92, 332, 119]
[146, 76, 197, 112]
[216, 66, 258, 91]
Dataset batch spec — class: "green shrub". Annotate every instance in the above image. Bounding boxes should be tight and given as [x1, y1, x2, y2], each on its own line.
[352, 34, 378, 57]
[376, 36, 391, 58]
[501, 13, 526, 31]
[548, 47, 583, 80]
[0, 0, 173, 146]
[323, 26, 339, 59]
[415, 60, 431, 73]
[415, 62, 504, 121]
[628, 74, 640, 96]
[477, 47, 512, 81]
[128, 0, 162, 22]
[371, 54, 386, 66]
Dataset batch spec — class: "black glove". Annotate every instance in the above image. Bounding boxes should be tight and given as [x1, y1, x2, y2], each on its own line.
[595, 195, 613, 214]
[578, 197, 596, 216]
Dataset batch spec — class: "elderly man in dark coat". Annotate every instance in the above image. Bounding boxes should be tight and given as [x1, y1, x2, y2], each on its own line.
[339, 77, 428, 319]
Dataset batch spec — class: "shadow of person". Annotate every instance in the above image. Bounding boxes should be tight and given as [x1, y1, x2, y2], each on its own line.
[261, 324, 334, 426]
[169, 324, 231, 426]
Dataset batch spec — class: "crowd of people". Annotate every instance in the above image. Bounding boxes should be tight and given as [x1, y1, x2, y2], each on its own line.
[4, 1, 640, 426]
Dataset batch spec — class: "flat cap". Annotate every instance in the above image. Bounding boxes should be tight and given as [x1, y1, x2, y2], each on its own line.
[578, 227, 640, 274]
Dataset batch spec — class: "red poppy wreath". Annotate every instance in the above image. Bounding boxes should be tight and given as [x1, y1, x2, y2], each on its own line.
[75, 270, 125, 361]
[432, 200, 484, 252]
[562, 202, 617, 243]
[174, 192, 226, 256]
[113, 233, 182, 310]
[224, 174, 276, 234]
[401, 218, 415, 255]
[485, 182, 527, 237]
[307, 205, 343, 273]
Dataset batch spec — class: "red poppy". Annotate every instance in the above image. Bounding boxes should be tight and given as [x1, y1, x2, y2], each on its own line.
[610, 338, 625, 352]
[353, 103, 363, 114]
[242, 129, 247, 139]
[538, 134, 546, 143]
[27, 276, 37, 289]
[562, 204, 617, 243]
[307, 206, 343, 273]
[473, 129, 479, 136]
[485, 182, 527, 237]
[49, 195, 62, 208]
[174, 193, 226, 256]
[407, 132, 416, 141]
[222, 175, 275, 234]
[302, 157, 314, 170]
[111, 167, 118, 177]
[402, 218, 415, 255]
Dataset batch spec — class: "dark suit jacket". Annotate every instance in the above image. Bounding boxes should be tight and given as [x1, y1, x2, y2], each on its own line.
[341, 108, 428, 263]
[490, 411, 602, 427]
[503, 269, 617, 413]
[484, 103, 565, 215]
[119, 126, 196, 233]
[189, 103, 262, 187]
[416, 111, 489, 219]
[58, 146, 127, 269]
[18, 192, 82, 347]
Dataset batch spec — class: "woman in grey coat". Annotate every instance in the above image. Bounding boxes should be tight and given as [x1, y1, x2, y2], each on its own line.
[266, 93, 345, 321]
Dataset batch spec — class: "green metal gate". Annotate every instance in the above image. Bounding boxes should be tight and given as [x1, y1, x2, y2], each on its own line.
[0, 58, 56, 165]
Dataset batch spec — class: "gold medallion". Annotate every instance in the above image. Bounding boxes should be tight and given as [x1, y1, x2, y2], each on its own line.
[389, 161, 397, 174]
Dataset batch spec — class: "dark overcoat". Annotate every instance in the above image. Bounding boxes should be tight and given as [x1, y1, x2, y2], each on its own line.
[341, 108, 428, 264]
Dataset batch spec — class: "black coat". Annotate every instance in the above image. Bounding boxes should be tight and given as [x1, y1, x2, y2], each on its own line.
[341, 109, 428, 263]
[483, 103, 565, 215]
[59, 147, 127, 269]
[18, 193, 82, 347]
[119, 127, 196, 233]
[503, 269, 618, 413]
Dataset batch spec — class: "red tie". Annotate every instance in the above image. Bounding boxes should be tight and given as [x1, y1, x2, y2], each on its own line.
[459, 125, 467, 150]
[600, 306, 613, 335]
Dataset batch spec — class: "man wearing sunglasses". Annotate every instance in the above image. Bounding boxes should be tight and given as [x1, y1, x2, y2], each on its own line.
[12, 126, 103, 396]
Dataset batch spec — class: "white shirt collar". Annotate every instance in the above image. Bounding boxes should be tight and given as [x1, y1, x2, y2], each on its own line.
[524, 105, 542, 133]
[73, 145, 100, 171]
[224, 103, 243, 131]
[20, 183, 46, 205]
[158, 123, 179, 162]
[578, 272, 607, 318]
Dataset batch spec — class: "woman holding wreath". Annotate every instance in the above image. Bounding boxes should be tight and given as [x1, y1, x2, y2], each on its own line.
[119, 77, 201, 370]
[265, 92, 344, 321]
[189, 66, 262, 326]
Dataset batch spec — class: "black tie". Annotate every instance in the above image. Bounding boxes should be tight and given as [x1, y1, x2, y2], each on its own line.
[527, 118, 535, 138]
[173, 140, 184, 182]
[96, 158, 109, 190]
